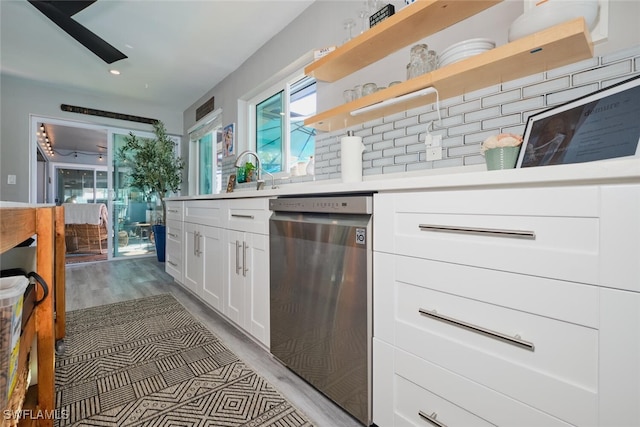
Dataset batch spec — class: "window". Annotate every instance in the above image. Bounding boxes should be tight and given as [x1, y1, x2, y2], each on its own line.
[254, 75, 316, 175]
[188, 110, 222, 195]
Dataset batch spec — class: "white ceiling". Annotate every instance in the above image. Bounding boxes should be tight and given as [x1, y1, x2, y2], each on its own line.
[1, 0, 315, 155]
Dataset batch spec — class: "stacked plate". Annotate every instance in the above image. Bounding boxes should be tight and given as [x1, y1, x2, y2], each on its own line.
[438, 38, 495, 68]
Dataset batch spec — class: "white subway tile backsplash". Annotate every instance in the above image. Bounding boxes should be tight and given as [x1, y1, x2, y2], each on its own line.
[501, 96, 544, 115]
[372, 157, 394, 167]
[546, 83, 599, 105]
[465, 106, 501, 122]
[372, 122, 394, 134]
[382, 128, 406, 140]
[300, 48, 634, 186]
[449, 99, 482, 116]
[383, 146, 406, 157]
[573, 61, 632, 85]
[383, 111, 407, 123]
[482, 113, 521, 129]
[448, 121, 482, 136]
[394, 153, 420, 164]
[464, 84, 501, 101]
[464, 154, 486, 166]
[448, 143, 481, 157]
[407, 161, 433, 172]
[602, 46, 640, 64]
[523, 76, 571, 97]
[483, 89, 521, 108]
[372, 140, 394, 151]
[394, 116, 419, 129]
[502, 72, 544, 90]
[395, 134, 420, 146]
[463, 129, 497, 145]
[546, 57, 600, 79]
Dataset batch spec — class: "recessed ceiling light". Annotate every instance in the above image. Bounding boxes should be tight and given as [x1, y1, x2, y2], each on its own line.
[109, 69, 121, 75]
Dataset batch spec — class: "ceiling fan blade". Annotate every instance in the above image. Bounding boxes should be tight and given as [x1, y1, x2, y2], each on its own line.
[28, 0, 127, 64]
[51, 1, 97, 17]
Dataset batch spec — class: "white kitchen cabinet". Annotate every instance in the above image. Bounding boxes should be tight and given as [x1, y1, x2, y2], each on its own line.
[165, 219, 183, 283]
[373, 184, 640, 427]
[182, 200, 224, 301]
[223, 198, 271, 347]
[164, 201, 184, 283]
[184, 223, 225, 311]
[224, 229, 269, 346]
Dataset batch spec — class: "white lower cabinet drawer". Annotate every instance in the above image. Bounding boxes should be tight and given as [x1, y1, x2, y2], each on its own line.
[395, 280, 597, 426]
[374, 187, 600, 284]
[375, 340, 577, 427]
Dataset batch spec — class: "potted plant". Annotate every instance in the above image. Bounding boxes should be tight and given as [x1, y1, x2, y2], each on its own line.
[117, 120, 184, 262]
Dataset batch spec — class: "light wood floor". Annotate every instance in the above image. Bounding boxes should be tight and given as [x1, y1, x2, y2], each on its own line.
[64, 257, 364, 427]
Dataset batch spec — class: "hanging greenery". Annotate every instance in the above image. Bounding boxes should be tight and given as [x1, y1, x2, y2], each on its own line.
[117, 121, 184, 224]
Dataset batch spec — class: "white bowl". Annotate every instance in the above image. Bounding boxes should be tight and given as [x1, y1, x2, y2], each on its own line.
[508, 0, 599, 42]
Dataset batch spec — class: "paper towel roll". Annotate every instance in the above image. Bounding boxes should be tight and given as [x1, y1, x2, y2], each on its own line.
[341, 135, 365, 183]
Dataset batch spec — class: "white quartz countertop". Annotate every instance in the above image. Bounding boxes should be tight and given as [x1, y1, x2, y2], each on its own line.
[168, 158, 640, 201]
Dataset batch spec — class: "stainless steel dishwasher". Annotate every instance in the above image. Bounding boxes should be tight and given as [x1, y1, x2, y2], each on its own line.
[269, 195, 373, 426]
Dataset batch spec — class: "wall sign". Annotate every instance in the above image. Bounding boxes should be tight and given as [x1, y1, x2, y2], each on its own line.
[60, 104, 157, 124]
[196, 96, 215, 121]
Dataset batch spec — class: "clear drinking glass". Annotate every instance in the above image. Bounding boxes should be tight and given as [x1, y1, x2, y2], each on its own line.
[362, 82, 377, 96]
[343, 89, 356, 103]
[343, 18, 356, 43]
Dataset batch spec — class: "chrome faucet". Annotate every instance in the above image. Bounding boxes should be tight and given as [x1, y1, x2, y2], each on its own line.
[234, 150, 276, 190]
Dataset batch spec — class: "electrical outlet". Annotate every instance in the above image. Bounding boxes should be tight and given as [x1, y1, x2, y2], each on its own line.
[7, 174, 16, 185]
[426, 146, 442, 161]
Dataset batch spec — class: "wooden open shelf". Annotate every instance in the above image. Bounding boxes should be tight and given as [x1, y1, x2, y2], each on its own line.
[0, 204, 65, 427]
[305, 18, 594, 132]
[305, 0, 503, 83]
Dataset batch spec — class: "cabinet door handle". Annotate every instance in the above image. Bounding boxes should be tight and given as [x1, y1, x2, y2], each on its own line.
[167, 260, 178, 267]
[418, 411, 448, 427]
[193, 231, 198, 256]
[418, 308, 535, 351]
[168, 232, 178, 238]
[231, 213, 255, 219]
[168, 209, 179, 213]
[242, 241, 248, 277]
[235, 240, 241, 274]
[196, 231, 202, 256]
[419, 224, 535, 240]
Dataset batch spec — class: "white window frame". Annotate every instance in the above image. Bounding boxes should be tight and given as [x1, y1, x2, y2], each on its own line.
[243, 52, 315, 178]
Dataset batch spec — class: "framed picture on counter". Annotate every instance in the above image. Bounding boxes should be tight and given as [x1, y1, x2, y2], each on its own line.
[517, 74, 640, 168]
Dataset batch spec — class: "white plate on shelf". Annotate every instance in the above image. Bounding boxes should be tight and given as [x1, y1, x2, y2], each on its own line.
[439, 49, 491, 67]
[440, 38, 495, 57]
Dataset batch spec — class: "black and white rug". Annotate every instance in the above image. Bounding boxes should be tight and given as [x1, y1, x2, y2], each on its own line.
[55, 294, 313, 426]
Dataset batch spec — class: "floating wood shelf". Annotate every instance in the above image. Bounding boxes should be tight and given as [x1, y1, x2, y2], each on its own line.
[305, 0, 503, 83]
[305, 18, 594, 132]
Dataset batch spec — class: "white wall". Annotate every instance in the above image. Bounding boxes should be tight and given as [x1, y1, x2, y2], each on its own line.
[0, 74, 183, 202]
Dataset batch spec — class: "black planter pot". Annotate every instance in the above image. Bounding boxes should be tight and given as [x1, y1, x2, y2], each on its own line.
[152, 224, 166, 262]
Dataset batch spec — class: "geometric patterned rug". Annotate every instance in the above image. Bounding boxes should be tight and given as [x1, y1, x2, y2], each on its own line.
[55, 294, 314, 426]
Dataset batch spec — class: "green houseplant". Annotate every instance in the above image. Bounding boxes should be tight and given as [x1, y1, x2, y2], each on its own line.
[117, 120, 184, 261]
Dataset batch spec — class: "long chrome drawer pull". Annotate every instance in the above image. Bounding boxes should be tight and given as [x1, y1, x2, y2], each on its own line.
[418, 411, 448, 427]
[419, 308, 535, 351]
[419, 224, 535, 240]
[235, 240, 241, 274]
[168, 209, 179, 213]
[167, 260, 178, 267]
[231, 214, 255, 219]
[168, 232, 178, 238]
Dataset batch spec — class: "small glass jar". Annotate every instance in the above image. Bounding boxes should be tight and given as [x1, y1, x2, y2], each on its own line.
[343, 89, 356, 103]
[362, 82, 377, 96]
[353, 84, 363, 99]
[407, 43, 428, 79]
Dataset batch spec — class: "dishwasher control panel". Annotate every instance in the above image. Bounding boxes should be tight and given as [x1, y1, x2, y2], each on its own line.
[269, 195, 372, 214]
